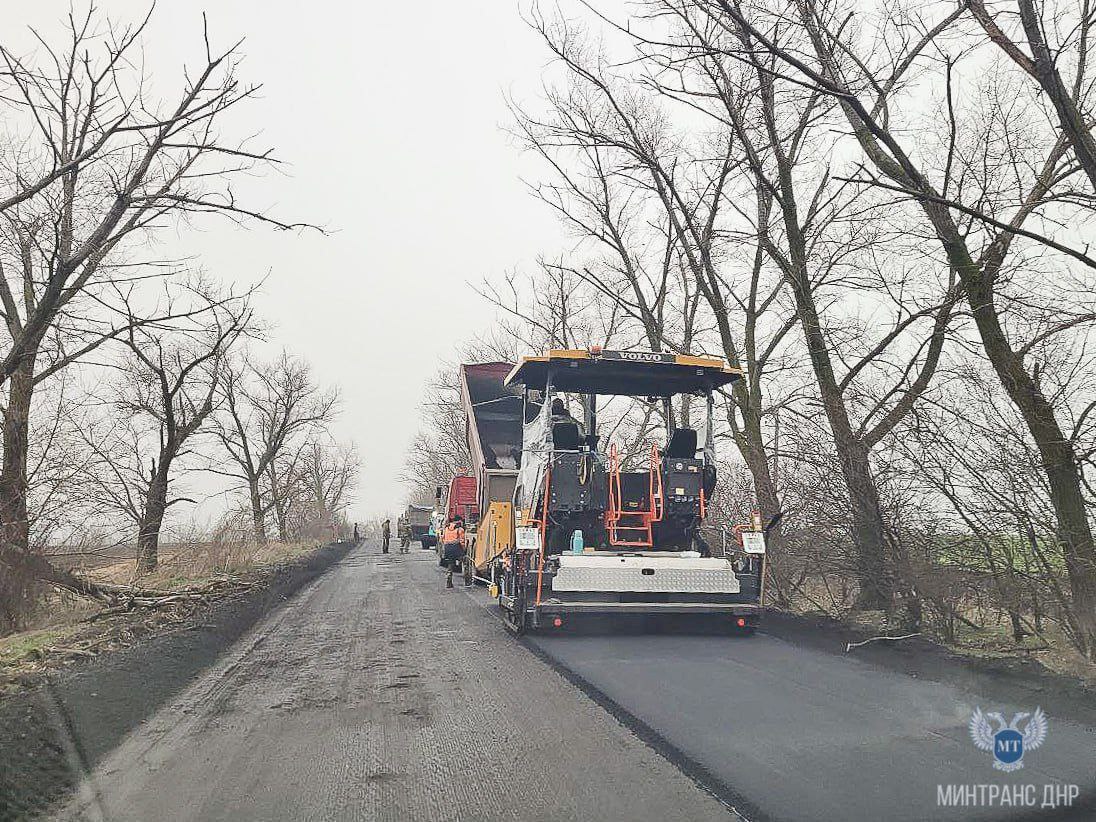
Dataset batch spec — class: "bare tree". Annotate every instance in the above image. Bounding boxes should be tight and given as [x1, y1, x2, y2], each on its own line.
[297, 439, 359, 539]
[0, 7, 304, 388]
[0, 7, 304, 627]
[517, 5, 960, 613]
[125, 292, 249, 571]
[970, 0, 1096, 192]
[214, 353, 338, 543]
[512, 14, 794, 542]
[263, 436, 359, 542]
[706, 0, 1096, 654]
[80, 284, 249, 571]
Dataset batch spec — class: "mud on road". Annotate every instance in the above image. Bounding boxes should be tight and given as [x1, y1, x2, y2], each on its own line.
[0, 541, 356, 821]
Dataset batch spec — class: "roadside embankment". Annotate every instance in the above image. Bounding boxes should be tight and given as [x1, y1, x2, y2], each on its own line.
[0, 539, 356, 820]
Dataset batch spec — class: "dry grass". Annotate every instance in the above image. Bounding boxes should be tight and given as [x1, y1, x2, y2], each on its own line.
[87, 540, 317, 590]
[0, 540, 321, 694]
[776, 575, 1096, 684]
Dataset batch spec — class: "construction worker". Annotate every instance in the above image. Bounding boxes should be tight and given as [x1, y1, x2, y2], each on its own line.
[381, 518, 391, 554]
[550, 397, 585, 436]
[441, 516, 467, 588]
[397, 515, 411, 553]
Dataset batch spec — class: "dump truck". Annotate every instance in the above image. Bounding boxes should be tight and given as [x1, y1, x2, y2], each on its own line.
[458, 348, 766, 634]
[403, 503, 435, 548]
[454, 363, 522, 578]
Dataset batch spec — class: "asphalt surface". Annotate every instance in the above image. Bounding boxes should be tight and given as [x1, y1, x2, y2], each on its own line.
[56, 545, 735, 822]
[529, 619, 1096, 822]
[52, 543, 1096, 822]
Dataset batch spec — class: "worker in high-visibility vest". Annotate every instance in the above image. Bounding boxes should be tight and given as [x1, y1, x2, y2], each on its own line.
[441, 516, 467, 589]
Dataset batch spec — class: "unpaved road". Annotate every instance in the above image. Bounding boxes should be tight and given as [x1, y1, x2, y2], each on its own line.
[55, 543, 1096, 822]
[57, 546, 735, 821]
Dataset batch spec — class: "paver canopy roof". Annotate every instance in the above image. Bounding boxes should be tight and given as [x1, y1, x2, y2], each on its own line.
[505, 349, 742, 396]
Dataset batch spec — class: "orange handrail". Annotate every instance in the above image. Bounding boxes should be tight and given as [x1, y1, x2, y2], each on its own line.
[606, 442, 622, 527]
[605, 441, 664, 547]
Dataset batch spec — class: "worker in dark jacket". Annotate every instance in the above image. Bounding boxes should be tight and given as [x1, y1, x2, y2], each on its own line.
[381, 518, 391, 554]
[397, 515, 411, 552]
[441, 516, 467, 588]
[550, 397, 584, 438]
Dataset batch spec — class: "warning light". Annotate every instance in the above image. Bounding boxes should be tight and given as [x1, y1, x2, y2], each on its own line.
[737, 618, 747, 628]
[553, 617, 563, 628]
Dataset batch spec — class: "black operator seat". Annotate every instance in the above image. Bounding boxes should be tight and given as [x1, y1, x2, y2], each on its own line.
[664, 427, 698, 459]
[552, 421, 582, 450]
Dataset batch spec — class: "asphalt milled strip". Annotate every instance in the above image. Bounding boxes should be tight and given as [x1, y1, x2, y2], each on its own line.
[56, 546, 739, 822]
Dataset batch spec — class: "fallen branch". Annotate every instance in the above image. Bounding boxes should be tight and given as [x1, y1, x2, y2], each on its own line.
[1014, 644, 1051, 653]
[50, 646, 96, 658]
[81, 580, 179, 598]
[845, 633, 922, 652]
[83, 607, 133, 623]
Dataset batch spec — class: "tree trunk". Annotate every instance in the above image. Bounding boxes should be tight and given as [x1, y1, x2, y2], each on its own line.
[932, 215, 1096, 657]
[267, 467, 289, 542]
[780, 210, 893, 610]
[738, 402, 783, 551]
[0, 354, 37, 632]
[137, 466, 169, 573]
[739, 432, 789, 605]
[796, 0, 1096, 646]
[249, 478, 267, 544]
[841, 437, 892, 610]
[1015, 0, 1096, 192]
[275, 501, 288, 543]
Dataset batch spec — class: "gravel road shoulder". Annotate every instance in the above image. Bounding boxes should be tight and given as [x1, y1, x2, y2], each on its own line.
[0, 541, 356, 820]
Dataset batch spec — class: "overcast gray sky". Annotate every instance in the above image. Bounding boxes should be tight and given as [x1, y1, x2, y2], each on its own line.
[1, 2, 613, 522]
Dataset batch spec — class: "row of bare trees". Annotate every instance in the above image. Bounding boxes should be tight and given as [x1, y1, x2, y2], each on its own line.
[407, 0, 1096, 660]
[0, 8, 357, 633]
[77, 339, 353, 572]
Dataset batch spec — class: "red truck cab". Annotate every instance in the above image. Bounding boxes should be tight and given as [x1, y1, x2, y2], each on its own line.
[446, 474, 479, 524]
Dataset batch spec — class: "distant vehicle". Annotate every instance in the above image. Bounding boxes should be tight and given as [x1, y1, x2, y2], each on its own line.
[429, 508, 445, 545]
[404, 504, 435, 548]
[446, 474, 479, 524]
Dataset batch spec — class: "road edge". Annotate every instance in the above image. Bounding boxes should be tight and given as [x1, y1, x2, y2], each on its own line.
[0, 540, 357, 820]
